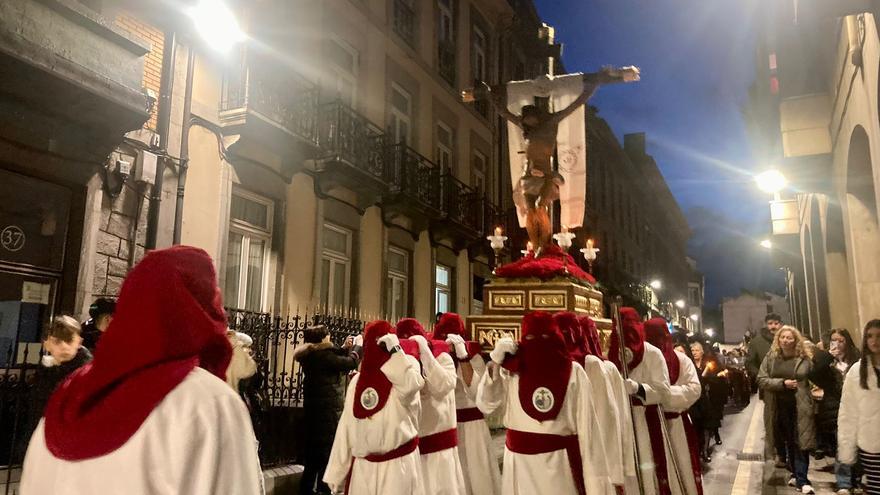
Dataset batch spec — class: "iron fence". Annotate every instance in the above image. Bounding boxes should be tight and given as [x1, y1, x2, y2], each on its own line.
[0, 332, 42, 495]
[225, 307, 364, 467]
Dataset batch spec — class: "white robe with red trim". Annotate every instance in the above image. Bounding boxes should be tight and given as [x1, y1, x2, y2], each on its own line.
[455, 355, 501, 495]
[417, 351, 467, 495]
[21, 368, 264, 495]
[661, 351, 702, 495]
[476, 362, 611, 495]
[324, 353, 426, 495]
[624, 343, 673, 495]
[583, 355, 623, 491]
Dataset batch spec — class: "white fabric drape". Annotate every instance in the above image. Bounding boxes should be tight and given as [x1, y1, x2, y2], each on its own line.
[505, 73, 587, 229]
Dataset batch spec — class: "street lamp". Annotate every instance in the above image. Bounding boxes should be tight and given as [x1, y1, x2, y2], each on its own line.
[649, 279, 662, 290]
[760, 239, 773, 249]
[675, 299, 686, 309]
[755, 169, 788, 196]
[690, 314, 699, 322]
[189, 0, 246, 53]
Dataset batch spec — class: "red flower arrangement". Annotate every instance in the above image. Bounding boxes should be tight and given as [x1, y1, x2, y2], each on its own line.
[494, 244, 596, 284]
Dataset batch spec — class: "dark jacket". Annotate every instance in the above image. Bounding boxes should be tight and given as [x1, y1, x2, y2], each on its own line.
[808, 349, 855, 429]
[757, 351, 816, 457]
[28, 347, 92, 432]
[746, 327, 774, 379]
[81, 320, 102, 352]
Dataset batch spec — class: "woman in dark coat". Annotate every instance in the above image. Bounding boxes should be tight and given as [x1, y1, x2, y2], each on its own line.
[808, 328, 860, 490]
[689, 340, 727, 462]
[293, 326, 362, 495]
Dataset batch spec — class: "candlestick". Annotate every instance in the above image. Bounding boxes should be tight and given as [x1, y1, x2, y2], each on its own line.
[486, 228, 508, 273]
[580, 239, 600, 274]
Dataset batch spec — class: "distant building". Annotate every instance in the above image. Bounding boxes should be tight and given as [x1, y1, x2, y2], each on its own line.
[722, 291, 791, 344]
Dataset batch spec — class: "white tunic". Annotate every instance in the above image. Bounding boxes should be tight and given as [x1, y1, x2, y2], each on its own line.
[660, 351, 702, 495]
[324, 352, 425, 495]
[477, 362, 611, 495]
[623, 343, 672, 495]
[454, 355, 501, 495]
[417, 351, 467, 495]
[601, 359, 637, 481]
[583, 355, 623, 491]
[21, 367, 264, 495]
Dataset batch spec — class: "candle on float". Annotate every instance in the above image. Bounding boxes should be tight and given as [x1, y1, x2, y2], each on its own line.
[586, 238, 594, 250]
[494, 226, 502, 237]
[527, 241, 533, 252]
[562, 225, 569, 234]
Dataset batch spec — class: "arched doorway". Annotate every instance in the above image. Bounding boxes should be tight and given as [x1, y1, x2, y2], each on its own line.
[843, 126, 880, 339]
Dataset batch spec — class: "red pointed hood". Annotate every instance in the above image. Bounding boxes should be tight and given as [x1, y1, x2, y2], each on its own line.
[552, 311, 585, 363]
[429, 313, 480, 360]
[353, 320, 396, 419]
[577, 315, 605, 360]
[396, 318, 450, 357]
[503, 311, 571, 421]
[644, 318, 680, 383]
[44, 246, 232, 460]
[609, 307, 645, 372]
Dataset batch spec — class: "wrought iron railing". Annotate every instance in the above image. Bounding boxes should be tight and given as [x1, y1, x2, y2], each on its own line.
[438, 40, 456, 86]
[383, 144, 442, 213]
[220, 65, 320, 146]
[317, 102, 386, 181]
[393, 0, 416, 46]
[440, 173, 482, 234]
[0, 331, 41, 495]
[226, 307, 364, 467]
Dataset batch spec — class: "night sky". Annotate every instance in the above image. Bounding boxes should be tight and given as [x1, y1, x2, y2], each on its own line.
[533, 0, 786, 307]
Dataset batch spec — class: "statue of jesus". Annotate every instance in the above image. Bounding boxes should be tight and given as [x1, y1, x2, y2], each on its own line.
[464, 67, 639, 254]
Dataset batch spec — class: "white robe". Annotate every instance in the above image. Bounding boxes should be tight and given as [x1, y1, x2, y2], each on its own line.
[417, 351, 467, 495]
[583, 355, 623, 491]
[21, 367, 264, 495]
[601, 359, 637, 482]
[324, 352, 426, 495]
[624, 343, 672, 495]
[455, 355, 501, 495]
[477, 362, 611, 495]
[660, 351, 702, 495]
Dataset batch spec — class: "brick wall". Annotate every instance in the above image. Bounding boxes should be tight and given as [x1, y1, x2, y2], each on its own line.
[115, 13, 164, 131]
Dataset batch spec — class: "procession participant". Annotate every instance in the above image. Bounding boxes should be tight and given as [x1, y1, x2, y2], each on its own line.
[554, 311, 623, 493]
[21, 246, 264, 495]
[579, 315, 637, 490]
[431, 313, 501, 495]
[396, 318, 467, 495]
[609, 307, 674, 495]
[477, 311, 610, 495]
[323, 320, 426, 495]
[644, 318, 704, 495]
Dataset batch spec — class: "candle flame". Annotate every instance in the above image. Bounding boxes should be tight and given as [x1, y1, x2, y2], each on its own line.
[494, 226, 502, 236]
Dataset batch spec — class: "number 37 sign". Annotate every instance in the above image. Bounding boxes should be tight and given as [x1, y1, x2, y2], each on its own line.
[1, 225, 25, 252]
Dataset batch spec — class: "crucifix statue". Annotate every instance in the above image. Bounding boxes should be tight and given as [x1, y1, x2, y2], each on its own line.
[463, 67, 639, 255]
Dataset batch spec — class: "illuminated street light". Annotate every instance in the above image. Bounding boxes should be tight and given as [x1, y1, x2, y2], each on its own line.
[690, 314, 699, 322]
[649, 279, 662, 290]
[189, 0, 246, 53]
[675, 299, 686, 309]
[755, 170, 788, 195]
[760, 239, 773, 249]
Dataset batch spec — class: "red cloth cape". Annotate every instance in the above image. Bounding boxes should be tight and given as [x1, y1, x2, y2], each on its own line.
[502, 311, 571, 421]
[353, 320, 395, 419]
[430, 313, 480, 359]
[552, 311, 586, 364]
[396, 318, 450, 357]
[577, 315, 605, 360]
[644, 318, 680, 384]
[44, 246, 232, 461]
[609, 307, 645, 372]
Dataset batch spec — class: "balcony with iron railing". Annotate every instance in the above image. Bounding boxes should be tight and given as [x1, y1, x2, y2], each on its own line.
[381, 143, 443, 221]
[219, 62, 320, 170]
[431, 173, 486, 249]
[392, 0, 416, 46]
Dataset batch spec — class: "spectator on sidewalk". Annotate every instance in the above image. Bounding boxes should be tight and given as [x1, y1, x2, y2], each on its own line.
[20, 246, 264, 495]
[293, 326, 362, 495]
[837, 320, 880, 495]
[758, 325, 817, 494]
[748, 312, 786, 467]
[27, 316, 92, 441]
[809, 328, 861, 491]
[80, 298, 115, 352]
[690, 340, 726, 460]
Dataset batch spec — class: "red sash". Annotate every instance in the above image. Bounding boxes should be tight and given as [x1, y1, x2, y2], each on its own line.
[419, 428, 458, 455]
[456, 407, 484, 423]
[345, 437, 419, 494]
[505, 429, 586, 495]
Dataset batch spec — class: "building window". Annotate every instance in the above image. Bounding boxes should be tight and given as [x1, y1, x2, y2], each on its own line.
[224, 190, 273, 311]
[436, 121, 454, 171]
[321, 223, 352, 309]
[472, 25, 487, 83]
[435, 264, 453, 313]
[389, 83, 412, 145]
[437, 0, 456, 85]
[472, 150, 487, 194]
[393, 0, 416, 46]
[386, 246, 409, 322]
[438, 0, 453, 43]
[325, 38, 359, 106]
[688, 286, 700, 306]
